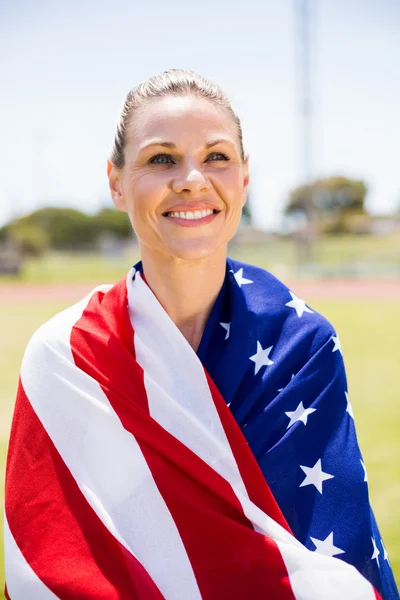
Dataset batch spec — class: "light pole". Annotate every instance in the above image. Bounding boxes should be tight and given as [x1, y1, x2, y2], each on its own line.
[294, 0, 317, 263]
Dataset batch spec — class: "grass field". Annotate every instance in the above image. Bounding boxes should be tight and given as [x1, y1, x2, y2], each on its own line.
[1, 232, 399, 284]
[1, 249, 399, 595]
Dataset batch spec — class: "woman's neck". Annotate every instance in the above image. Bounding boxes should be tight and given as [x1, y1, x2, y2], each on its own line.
[140, 245, 227, 352]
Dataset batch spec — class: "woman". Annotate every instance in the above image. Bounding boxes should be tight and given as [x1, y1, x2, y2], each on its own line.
[4, 69, 398, 599]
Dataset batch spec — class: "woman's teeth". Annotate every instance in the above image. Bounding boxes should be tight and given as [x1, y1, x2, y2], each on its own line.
[165, 209, 215, 220]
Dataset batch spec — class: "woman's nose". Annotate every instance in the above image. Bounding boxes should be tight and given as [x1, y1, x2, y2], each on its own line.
[171, 165, 210, 194]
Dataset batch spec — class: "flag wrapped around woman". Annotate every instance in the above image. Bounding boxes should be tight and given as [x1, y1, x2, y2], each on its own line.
[4, 260, 395, 599]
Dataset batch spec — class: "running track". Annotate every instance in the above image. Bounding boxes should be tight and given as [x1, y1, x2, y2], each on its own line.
[1, 279, 400, 302]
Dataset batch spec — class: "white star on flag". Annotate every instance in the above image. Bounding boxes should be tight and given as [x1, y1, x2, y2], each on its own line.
[345, 391, 354, 419]
[231, 268, 253, 288]
[360, 459, 368, 482]
[219, 322, 231, 340]
[299, 459, 334, 494]
[249, 342, 274, 375]
[310, 532, 345, 558]
[285, 291, 313, 318]
[371, 537, 380, 567]
[331, 334, 342, 354]
[381, 539, 390, 564]
[278, 373, 295, 392]
[285, 401, 317, 429]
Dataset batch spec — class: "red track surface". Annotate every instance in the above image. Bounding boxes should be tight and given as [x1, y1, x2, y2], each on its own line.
[1, 279, 400, 302]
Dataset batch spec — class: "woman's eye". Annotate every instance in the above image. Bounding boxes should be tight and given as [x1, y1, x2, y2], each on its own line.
[149, 153, 173, 164]
[207, 152, 229, 161]
[148, 152, 228, 164]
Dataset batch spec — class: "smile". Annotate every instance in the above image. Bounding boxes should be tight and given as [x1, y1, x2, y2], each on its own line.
[163, 209, 220, 227]
[164, 209, 217, 220]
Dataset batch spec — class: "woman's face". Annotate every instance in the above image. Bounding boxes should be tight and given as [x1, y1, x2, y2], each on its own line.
[108, 95, 249, 261]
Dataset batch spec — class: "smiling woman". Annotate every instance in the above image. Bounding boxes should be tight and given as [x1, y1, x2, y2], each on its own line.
[3, 69, 399, 600]
[108, 92, 248, 269]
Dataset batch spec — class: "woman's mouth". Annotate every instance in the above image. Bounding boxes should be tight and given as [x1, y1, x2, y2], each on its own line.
[163, 208, 220, 227]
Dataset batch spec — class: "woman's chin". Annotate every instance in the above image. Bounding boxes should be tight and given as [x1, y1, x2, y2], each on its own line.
[163, 239, 227, 262]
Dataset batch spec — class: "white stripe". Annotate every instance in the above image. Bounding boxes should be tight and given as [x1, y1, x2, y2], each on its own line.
[128, 272, 248, 494]
[128, 271, 302, 546]
[19, 286, 202, 600]
[129, 270, 378, 598]
[4, 513, 59, 600]
[275, 540, 377, 600]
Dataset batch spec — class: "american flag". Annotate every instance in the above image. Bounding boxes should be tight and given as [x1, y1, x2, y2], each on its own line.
[198, 258, 399, 600]
[3, 258, 397, 599]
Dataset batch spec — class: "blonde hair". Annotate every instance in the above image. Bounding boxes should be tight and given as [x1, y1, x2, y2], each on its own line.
[109, 69, 246, 168]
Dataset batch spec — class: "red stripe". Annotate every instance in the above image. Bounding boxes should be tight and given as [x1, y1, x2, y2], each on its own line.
[70, 279, 295, 600]
[205, 370, 291, 531]
[5, 380, 164, 600]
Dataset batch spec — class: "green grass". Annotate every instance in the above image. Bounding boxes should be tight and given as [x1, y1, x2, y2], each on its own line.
[229, 233, 400, 278]
[0, 294, 399, 593]
[310, 299, 400, 584]
[0, 232, 399, 285]
[1, 248, 141, 284]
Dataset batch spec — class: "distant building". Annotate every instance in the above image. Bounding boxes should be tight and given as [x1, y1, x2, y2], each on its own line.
[369, 216, 400, 235]
[0, 242, 22, 275]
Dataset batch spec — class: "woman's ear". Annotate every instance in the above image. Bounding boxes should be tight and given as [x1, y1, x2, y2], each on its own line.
[107, 160, 127, 212]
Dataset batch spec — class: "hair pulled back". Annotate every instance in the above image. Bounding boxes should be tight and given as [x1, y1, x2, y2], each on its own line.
[109, 69, 246, 168]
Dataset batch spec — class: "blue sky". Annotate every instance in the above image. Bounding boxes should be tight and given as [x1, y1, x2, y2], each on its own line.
[1, 0, 399, 230]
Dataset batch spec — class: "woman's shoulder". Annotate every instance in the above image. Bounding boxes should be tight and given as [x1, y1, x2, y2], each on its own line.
[226, 257, 336, 351]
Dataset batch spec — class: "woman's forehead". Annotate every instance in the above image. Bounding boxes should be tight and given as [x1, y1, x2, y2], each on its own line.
[128, 95, 238, 149]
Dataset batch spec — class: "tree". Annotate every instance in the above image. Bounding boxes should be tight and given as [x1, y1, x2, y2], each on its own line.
[17, 207, 99, 250]
[285, 176, 369, 234]
[9, 222, 49, 257]
[0, 206, 137, 253]
[92, 208, 134, 240]
[0, 221, 49, 257]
